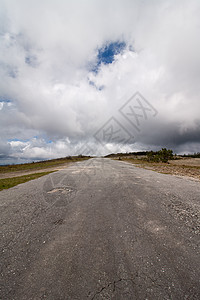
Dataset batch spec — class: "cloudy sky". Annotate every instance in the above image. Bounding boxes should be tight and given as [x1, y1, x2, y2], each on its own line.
[0, 0, 200, 164]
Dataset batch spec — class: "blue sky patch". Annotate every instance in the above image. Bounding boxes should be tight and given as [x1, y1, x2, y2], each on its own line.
[91, 41, 126, 73]
[0, 98, 12, 103]
[7, 138, 29, 143]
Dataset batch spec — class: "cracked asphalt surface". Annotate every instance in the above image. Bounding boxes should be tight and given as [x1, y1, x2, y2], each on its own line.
[0, 158, 200, 299]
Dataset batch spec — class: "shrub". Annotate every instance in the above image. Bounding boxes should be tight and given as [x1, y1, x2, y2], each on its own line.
[147, 148, 173, 163]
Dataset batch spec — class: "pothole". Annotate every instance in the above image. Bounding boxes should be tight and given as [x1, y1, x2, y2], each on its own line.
[47, 187, 73, 194]
[43, 174, 77, 207]
[43, 184, 77, 207]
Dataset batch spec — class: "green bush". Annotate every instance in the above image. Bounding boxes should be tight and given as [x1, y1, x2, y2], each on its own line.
[147, 148, 173, 163]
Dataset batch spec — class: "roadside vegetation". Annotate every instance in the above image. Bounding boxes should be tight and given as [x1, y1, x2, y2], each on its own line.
[146, 148, 173, 163]
[0, 155, 90, 191]
[107, 149, 200, 181]
[181, 152, 200, 158]
[0, 155, 90, 174]
[0, 171, 55, 191]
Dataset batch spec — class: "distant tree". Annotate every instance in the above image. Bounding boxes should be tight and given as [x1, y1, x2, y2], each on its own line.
[147, 148, 173, 163]
[147, 151, 155, 162]
[158, 148, 173, 163]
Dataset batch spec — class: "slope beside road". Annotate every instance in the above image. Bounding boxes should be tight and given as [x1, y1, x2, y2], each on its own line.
[0, 158, 200, 299]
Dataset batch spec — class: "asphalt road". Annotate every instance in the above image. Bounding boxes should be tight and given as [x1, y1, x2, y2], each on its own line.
[1, 158, 200, 299]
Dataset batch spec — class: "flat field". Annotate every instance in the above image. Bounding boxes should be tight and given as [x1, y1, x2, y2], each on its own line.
[117, 157, 200, 181]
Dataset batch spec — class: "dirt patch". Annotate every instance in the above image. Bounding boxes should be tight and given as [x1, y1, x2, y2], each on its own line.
[0, 164, 69, 179]
[122, 158, 200, 181]
[144, 164, 200, 181]
[169, 158, 200, 167]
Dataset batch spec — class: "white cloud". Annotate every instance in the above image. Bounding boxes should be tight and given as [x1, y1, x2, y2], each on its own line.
[0, 0, 200, 163]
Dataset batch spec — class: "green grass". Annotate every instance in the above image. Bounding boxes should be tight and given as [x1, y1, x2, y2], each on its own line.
[0, 171, 55, 191]
[0, 156, 90, 174]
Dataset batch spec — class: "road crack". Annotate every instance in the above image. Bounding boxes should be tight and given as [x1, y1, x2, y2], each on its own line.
[88, 277, 136, 299]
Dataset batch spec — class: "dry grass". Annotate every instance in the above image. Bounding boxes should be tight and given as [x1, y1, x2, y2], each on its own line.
[0, 156, 90, 174]
[170, 158, 200, 167]
[116, 157, 200, 181]
[0, 171, 55, 191]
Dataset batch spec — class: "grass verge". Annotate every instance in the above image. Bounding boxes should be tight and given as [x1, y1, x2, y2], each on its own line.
[0, 156, 90, 174]
[0, 171, 55, 191]
[115, 157, 200, 181]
